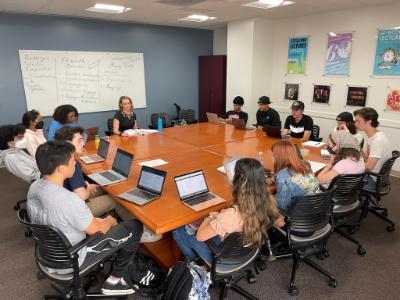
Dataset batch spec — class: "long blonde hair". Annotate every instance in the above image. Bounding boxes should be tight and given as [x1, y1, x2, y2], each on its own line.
[232, 158, 279, 246]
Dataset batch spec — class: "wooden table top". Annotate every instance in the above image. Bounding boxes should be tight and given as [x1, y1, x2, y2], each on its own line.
[81, 123, 327, 235]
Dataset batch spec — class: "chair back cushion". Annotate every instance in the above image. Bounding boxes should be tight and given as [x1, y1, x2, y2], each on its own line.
[378, 150, 400, 187]
[328, 173, 365, 206]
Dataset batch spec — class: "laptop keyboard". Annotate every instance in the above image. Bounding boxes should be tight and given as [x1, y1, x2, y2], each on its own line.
[128, 189, 156, 200]
[100, 171, 121, 182]
[185, 193, 214, 206]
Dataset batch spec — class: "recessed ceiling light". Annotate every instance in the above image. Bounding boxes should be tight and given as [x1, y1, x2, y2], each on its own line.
[242, 0, 295, 9]
[178, 15, 216, 22]
[329, 32, 337, 37]
[86, 3, 131, 14]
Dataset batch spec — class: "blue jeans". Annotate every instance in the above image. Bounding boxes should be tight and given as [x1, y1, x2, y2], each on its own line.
[172, 226, 221, 266]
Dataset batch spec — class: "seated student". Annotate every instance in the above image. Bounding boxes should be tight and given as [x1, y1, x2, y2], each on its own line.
[172, 158, 279, 266]
[328, 112, 364, 149]
[222, 96, 249, 124]
[354, 107, 392, 190]
[282, 101, 313, 141]
[255, 96, 281, 130]
[22, 109, 47, 157]
[28, 141, 143, 295]
[54, 126, 116, 217]
[317, 143, 365, 186]
[48, 104, 78, 140]
[0, 124, 40, 183]
[269, 140, 319, 212]
[113, 96, 137, 136]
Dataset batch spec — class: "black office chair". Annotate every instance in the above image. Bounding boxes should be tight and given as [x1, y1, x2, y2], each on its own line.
[207, 233, 260, 300]
[104, 118, 114, 136]
[273, 190, 336, 296]
[17, 208, 124, 300]
[322, 173, 366, 255]
[361, 150, 400, 232]
[148, 112, 172, 129]
[311, 125, 323, 142]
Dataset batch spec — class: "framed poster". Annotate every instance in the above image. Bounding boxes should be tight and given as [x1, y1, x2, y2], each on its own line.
[324, 32, 353, 76]
[386, 87, 400, 111]
[373, 29, 400, 76]
[284, 83, 299, 100]
[287, 37, 308, 75]
[346, 86, 368, 107]
[313, 85, 331, 104]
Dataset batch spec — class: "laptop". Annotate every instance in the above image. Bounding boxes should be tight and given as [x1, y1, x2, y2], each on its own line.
[85, 127, 99, 141]
[87, 148, 133, 186]
[80, 138, 110, 164]
[118, 166, 167, 205]
[263, 125, 290, 139]
[206, 112, 225, 124]
[174, 170, 225, 211]
[231, 118, 253, 130]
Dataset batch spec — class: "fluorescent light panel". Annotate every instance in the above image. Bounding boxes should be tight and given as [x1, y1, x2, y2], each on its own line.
[243, 0, 295, 9]
[86, 3, 131, 14]
[179, 14, 216, 22]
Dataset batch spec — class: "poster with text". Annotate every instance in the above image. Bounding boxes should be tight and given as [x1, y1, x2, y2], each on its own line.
[287, 37, 308, 74]
[346, 86, 367, 107]
[325, 32, 353, 75]
[284, 84, 299, 100]
[386, 88, 400, 111]
[373, 29, 400, 76]
[313, 85, 331, 104]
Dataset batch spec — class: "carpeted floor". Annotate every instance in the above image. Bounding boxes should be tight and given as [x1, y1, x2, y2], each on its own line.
[0, 167, 399, 300]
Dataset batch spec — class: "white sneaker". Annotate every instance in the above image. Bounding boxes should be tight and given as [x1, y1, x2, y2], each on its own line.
[140, 225, 163, 243]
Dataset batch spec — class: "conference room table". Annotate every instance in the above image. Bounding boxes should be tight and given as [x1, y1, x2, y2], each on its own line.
[80, 123, 326, 269]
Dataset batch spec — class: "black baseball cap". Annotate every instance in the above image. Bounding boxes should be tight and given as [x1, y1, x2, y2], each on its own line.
[291, 100, 305, 110]
[258, 96, 271, 105]
[336, 112, 353, 123]
[233, 96, 244, 105]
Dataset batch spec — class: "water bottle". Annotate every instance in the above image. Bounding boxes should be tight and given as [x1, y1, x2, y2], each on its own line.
[258, 151, 264, 166]
[94, 135, 100, 150]
[157, 117, 163, 132]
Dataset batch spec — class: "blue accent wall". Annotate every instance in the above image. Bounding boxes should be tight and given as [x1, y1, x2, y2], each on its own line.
[0, 13, 213, 134]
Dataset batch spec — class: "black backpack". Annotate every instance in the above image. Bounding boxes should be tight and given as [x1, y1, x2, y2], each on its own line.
[161, 261, 193, 300]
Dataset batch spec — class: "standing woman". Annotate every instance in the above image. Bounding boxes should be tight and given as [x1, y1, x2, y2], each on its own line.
[22, 110, 47, 157]
[113, 96, 138, 136]
[48, 105, 78, 140]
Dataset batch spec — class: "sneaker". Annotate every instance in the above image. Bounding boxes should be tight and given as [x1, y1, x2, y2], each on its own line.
[101, 277, 135, 295]
[140, 225, 163, 243]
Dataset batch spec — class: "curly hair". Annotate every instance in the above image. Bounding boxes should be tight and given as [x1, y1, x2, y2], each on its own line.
[232, 158, 279, 246]
[53, 105, 78, 124]
[332, 147, 362, 167]
[54, 126, 84, 142]
[0, 124, 26, 150]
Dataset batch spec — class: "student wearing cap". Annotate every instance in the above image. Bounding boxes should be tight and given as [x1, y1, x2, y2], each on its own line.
[328, 111, 364, 150]
[282, 101, 313, 140]
[222, 96, 249, 124]
[255, 96, 281, 130]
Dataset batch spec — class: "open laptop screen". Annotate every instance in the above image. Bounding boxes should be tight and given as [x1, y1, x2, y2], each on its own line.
[97, 139, 110, 158]
[112, 149, 133, 178]
[175, 170, 209, 200]
[138, 166, 166, 194]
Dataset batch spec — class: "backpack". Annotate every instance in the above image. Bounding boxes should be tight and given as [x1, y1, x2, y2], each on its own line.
[161, 261, 211, 300]
[128, 252, 165, 296]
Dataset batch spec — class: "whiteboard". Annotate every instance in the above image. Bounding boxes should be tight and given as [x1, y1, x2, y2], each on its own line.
[19, 50, 146, 116]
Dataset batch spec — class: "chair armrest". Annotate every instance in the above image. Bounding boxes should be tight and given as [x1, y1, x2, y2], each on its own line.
[366, 171, 380, 179]
[69, 232, 103, 256]
[280, 209, 290, 219]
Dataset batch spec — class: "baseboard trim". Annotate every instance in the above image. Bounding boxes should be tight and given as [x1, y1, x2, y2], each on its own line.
[391, 170, 400, 178]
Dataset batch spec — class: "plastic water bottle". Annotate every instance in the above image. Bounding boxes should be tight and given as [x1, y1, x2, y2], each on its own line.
[94, 135, 100, 150]
[258, 151, 264, 166]
[157, 117, 163, 132]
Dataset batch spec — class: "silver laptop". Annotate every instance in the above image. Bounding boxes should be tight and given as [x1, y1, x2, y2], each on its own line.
[80, 138, 110, 164]
[206, 112, 225, 124]
[118, 166, 167, 205]
[174, 170, 225, 211]
[88, 148, 133, 186]
[231, 118, 253, 130]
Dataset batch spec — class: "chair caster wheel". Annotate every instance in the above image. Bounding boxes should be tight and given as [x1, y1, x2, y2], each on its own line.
[318, 250, 329, 260]
[14, 204, 20, 211]
[25, 229, 32, 237]
[357, 246, 366, 256]
[255, 259, 267, 272]
[247, 272, 256, 284]
[329, 279, 337, 288]
[37, 271, 46, 280]
[387, 224, 395, 232]
[382, 211, 388, 217]
[289, 286, 299, 296]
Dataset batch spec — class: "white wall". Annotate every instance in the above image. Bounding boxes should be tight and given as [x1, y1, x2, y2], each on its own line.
[213, 27, 227, 55]
[226, 2, 400, 171]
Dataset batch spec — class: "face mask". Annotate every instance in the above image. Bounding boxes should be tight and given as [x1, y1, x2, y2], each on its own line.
[35, 121, 44, 129]
[15, 137, 27, 149]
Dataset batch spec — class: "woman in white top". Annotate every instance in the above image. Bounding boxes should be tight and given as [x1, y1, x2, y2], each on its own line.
[22, 110, 47, 157]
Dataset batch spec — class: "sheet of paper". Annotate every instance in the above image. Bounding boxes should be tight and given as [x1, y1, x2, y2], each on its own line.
[124, 129, 159, 136]
[307, 160, 327, 173]
[139, 159, 168, 167]
[302, 141, 326, 148]
[217, 166, 226, 174]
